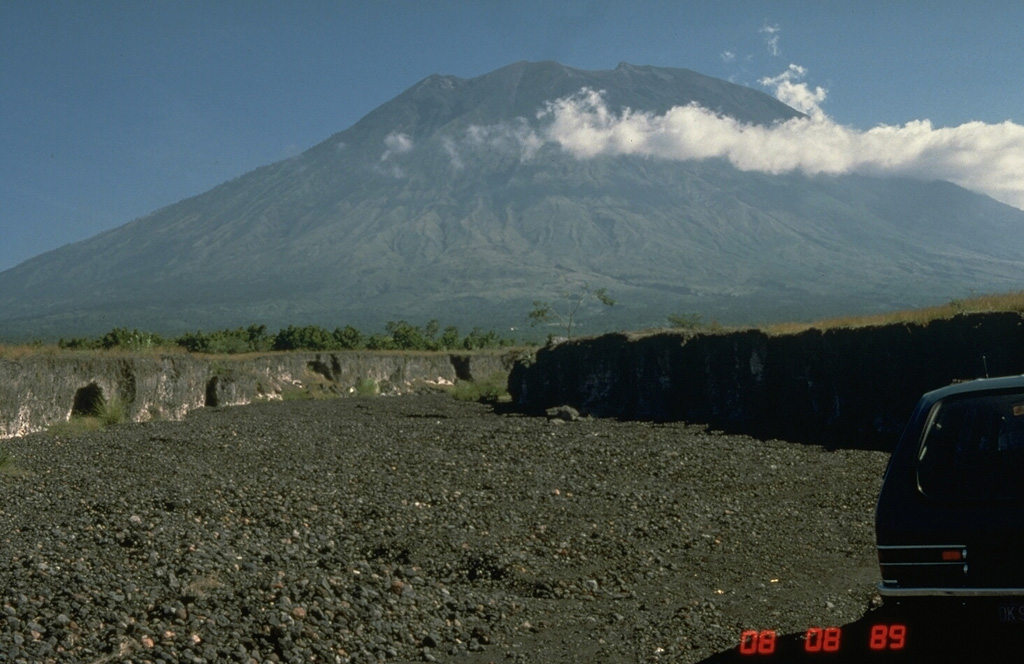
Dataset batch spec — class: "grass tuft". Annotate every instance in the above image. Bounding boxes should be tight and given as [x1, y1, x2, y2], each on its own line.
[0, 446, 31, 477]
[94, 397, 127, 426]
[281, 385, 313, 401]
[0, 447, 16, 474]
[48, 416, 105, 437]
[352, 377, 380, 397]
[47, 396, 128, 437]
[449, 372, 510, 403]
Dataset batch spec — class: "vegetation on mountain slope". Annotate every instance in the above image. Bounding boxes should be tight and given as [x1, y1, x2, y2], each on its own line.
[48, 320, 519, 355]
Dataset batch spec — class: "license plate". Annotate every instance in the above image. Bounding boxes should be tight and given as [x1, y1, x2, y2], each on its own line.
[998, 603, 1024, 623]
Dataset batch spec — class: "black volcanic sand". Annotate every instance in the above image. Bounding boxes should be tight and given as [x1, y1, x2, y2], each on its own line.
[2, 394, 999, 663]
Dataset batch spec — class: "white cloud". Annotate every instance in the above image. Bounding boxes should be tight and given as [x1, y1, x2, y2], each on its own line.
[759, 64, 828, 121]
[381, 131, 414, 161]
[535, 85, 1024, 210]
[721, 50, 736, 63]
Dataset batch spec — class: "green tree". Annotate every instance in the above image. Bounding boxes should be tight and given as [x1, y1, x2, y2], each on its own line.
[272, 325, 338, 351]
[243, 324, 272, 351]
[424, 319, 440, 343]
[333, 325, 364, 350]
[439, 325, 460, 350]
[365, 333, 396, 350]
[176, 330, 211, 353]
[528, 284, 615, 339]
[386, 320, 427, 350]
[463, 327, 499, 350]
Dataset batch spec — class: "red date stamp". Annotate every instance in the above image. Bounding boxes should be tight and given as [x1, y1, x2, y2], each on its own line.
[738, 624, 906, 655]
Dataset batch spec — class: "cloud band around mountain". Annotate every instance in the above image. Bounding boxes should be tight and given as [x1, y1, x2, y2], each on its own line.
[531, 82, 1024, 211]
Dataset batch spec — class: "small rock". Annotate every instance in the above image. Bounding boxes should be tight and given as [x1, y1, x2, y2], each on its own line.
[545, 405, 580, 422]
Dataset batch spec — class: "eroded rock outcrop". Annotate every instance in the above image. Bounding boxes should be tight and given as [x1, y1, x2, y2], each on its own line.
[0, 351, 508, 438]
[509, 312, 1024, 449]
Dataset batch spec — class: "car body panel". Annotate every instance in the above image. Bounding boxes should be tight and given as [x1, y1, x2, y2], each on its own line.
[875, 375, 1024, 598]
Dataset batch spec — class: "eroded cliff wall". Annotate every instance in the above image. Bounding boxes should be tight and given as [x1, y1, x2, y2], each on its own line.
[0, 351, 508, 438]
[509, 313, 1024, 449]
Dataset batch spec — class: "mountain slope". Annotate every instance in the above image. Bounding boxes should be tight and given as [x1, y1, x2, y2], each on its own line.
[2, 61, 1023, 339]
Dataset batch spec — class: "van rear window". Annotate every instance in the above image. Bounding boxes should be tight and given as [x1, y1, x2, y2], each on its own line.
[917, 392, 1024, 501]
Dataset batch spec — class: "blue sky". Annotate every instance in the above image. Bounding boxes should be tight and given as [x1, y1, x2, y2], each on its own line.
[3, 1, 1023, 272]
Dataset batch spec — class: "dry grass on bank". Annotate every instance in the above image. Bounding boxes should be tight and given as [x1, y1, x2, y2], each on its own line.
[764, 291, 1024, 336]
[0, 343, 60, 360]
[0, 343, 192, 361]
[627, 291, 1024, 341]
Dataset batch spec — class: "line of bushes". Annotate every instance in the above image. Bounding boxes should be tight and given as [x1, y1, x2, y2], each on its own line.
[57, 320, 519, 354]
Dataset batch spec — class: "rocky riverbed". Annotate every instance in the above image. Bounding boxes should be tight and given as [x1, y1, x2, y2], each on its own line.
[0, 394, 912, 662]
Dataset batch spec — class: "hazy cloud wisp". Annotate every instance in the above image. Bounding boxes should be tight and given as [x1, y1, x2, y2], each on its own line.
[376, 131, 415, 178]
[381, 131, 414, 161]
[466, 119, 544, 161]
[441, 136, 464, 171]
[760, 23, 781, 57]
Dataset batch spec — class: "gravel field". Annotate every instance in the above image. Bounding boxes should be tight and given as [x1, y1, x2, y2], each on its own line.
[1, 394, 894, 663]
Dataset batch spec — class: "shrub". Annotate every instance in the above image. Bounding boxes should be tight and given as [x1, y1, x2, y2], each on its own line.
[57, 328, 167, 351]
[177, 324, 272, 354]
[100, 327, 166, 350]
[58, 336, 100, 350]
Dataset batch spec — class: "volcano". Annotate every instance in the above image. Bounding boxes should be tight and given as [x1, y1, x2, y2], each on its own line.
[2, 60, 1023, 339]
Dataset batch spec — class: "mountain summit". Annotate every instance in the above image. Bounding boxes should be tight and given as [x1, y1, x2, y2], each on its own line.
[2, 61, 1023, 338]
